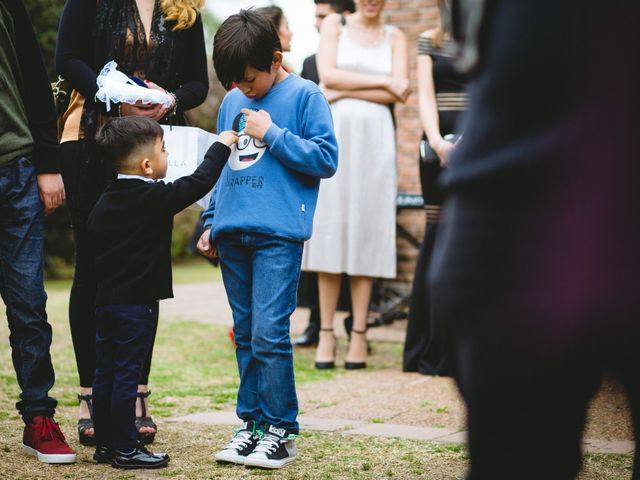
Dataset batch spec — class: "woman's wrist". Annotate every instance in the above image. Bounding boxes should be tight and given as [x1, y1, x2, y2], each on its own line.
[166, 91, 178, 116]
[427, 134, 444, 152]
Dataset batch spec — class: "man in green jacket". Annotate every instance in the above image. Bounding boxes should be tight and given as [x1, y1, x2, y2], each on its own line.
[0, 0, 75, 464]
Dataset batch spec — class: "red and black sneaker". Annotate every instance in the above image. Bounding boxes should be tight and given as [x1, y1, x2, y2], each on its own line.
[23, 416, 77, 464]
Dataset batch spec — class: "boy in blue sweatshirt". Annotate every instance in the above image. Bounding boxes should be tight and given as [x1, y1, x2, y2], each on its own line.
[197, 9, 338, 470]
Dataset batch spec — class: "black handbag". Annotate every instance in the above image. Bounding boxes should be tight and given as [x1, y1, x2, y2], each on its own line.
[418, 133, 460, 206]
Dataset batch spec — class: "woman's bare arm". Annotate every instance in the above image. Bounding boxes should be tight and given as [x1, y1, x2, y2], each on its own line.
[317, 14, 392, 91]
[323, 86, 397, 104]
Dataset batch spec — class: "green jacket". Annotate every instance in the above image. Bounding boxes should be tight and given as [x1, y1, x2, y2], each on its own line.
[0, 0, 60, 173]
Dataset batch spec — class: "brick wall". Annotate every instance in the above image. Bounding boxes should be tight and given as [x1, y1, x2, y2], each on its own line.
[385, 0, 439, 283]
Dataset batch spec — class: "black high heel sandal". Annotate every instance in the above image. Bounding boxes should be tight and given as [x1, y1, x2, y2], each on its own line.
[314, 328, 336, 370]
[77, 393, 96, 446]
[135, 391, 157, 445]
[345, 329, 368, 370]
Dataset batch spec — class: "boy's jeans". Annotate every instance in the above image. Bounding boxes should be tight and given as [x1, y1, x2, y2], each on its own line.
[216, 233, 302, 434]
[0, 157, 57, 421]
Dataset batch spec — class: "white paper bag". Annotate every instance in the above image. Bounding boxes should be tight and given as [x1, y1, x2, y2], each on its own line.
[161, 125, 218, 209]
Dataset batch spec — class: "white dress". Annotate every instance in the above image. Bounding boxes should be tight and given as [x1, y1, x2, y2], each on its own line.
[302, 24, 397, 278]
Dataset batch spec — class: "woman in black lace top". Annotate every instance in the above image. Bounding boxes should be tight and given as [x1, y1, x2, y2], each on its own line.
[402, 1, 467, 376]
[55, 0, 208, 447]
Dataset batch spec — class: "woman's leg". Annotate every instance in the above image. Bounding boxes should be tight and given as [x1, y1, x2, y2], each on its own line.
[346, 276, 373, 364]
[61, 141, 115, 433]
[136, 317, 158, 435]
[315, 273, 342, 364]
[60, 141, 98, 434]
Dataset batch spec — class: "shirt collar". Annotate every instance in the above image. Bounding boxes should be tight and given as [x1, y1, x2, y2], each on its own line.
[117, 173, 156, 183]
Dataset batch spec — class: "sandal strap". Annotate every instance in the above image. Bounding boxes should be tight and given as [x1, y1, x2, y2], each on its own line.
[320, 328, 334, 332]
[135, 416, 157, 428]
[78, 393, 93, 417]
[136, 391, 151, 417]
[351, 328, 367, 334]
[78, 418, 94, 434]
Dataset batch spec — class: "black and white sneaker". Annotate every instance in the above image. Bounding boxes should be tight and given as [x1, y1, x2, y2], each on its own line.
[244, 424, 297, 469]
[214, 420, 261, 465]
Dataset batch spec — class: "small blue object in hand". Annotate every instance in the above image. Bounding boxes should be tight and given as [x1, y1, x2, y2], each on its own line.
[129, 76, 148, 88]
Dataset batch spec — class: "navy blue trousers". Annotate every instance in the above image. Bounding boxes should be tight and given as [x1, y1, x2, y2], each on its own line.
[92, 303, 158, 451]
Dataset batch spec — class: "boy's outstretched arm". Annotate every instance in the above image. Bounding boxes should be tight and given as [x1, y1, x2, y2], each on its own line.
[241, 93, 338, 178]
[161, 132, 236, 214]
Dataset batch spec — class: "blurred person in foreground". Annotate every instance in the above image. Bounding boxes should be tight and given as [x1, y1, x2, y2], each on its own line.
[294, 0, 356, 347]
[430, 0, 640, 478]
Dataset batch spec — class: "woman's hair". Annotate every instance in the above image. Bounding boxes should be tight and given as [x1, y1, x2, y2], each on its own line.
[255, 6, 284, 30]
[433, 0, 450, 47]
[160, 0, 204, 31]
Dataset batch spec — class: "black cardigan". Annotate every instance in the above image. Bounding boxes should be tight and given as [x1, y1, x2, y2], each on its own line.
[55, 0, 209, 118]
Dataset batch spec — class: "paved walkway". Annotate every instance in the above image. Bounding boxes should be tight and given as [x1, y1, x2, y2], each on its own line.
[169, 410, 634, 455]
[164, 282, 635, 456]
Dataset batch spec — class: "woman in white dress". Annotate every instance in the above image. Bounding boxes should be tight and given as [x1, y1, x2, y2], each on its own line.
[302, 0, 409, 369]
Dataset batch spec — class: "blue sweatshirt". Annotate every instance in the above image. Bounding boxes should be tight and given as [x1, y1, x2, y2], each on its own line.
[202, 74, 338, 242]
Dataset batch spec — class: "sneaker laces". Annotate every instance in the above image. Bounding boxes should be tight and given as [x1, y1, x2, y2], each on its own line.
[39, 417, 66, 442]
[252, 434, 282, 455]
[226, 429, 256, 451]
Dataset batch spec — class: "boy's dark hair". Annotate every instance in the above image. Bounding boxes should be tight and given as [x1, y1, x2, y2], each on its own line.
[256, 6, 284, 31]
[213, 9, 282, 90]
[95, 116, 163, 171]
[314, 0, 356, 14]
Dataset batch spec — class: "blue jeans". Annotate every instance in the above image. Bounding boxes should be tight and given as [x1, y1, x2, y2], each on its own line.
[93, 303, 158, 451]
[0, 157, 56, 421]
[216, 233, 302, 433]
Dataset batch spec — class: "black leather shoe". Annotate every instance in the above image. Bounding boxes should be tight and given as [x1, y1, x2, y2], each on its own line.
[112, 445, 169, 469]
[93, 445, 114, 464]
[293, 323, 320, 347]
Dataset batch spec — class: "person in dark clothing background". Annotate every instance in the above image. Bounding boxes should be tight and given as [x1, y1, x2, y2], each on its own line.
[402, 0, 468, 376]
[431, 0, 640, 478]
[55, 0, 209, 446]
[0, 0, 76, 464]
[293, 0, 355, 348]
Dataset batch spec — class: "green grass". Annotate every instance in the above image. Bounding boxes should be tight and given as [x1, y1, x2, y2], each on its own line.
[172, 258, 222, 284]
[0, 262, 635, 479]
[46, 258, 220, 292]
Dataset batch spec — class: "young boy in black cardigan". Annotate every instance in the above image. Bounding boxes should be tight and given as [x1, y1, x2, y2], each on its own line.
[87, 116, 236, 469]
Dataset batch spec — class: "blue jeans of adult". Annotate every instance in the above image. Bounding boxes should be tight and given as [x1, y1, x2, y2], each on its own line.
[216, 233, 302, 434]
[0, 157, 57, 421]
[92, 303, 158, 451]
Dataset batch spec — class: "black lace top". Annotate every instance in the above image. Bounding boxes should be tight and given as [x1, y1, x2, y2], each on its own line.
[56, 0, 208, 139]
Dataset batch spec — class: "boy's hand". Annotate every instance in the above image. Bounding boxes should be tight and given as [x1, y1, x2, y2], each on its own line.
[240, 108, 272, 141]
[218, 130, 239, 147]
[196, 229, 217, 258]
